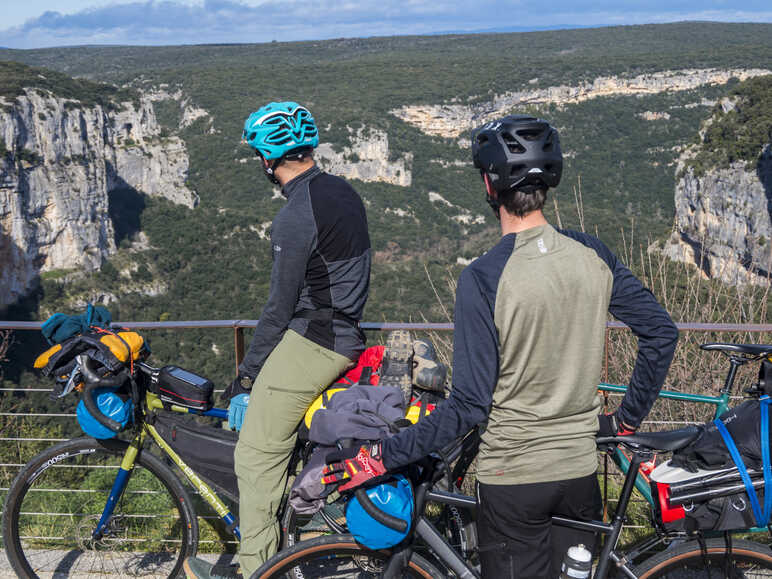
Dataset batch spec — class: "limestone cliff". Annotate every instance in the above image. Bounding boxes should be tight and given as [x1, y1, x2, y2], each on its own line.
[0, 88, 198, 309]
[664, 146, 771, 286]
[316, 127, 412, 187]
[392, 68, 771, 137]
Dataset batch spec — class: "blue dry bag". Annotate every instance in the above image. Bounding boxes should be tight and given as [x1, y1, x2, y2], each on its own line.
[345, 475, 413, 549]
[76, 388, 133, 439]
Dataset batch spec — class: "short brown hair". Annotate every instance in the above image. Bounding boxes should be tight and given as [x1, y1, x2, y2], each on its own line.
[498, 187, 547, 218]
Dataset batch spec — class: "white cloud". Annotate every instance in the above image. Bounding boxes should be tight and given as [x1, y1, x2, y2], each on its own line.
[0, 0, 770, 48]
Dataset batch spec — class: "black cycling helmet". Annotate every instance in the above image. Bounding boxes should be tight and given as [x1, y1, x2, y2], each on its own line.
[471, 115, 563, 197]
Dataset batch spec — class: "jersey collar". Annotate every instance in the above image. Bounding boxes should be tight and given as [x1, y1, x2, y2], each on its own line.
[282, 165, 322, 199]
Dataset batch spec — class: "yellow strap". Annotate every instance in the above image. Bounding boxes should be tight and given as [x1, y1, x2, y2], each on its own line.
[34, 344, 62, 369]
[304, 387, 346, 429]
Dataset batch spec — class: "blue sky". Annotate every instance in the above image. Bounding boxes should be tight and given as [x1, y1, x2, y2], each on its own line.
[1, 0, 771, 49]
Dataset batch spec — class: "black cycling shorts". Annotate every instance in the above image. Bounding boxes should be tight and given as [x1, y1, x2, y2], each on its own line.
[476, 472, 602, 578]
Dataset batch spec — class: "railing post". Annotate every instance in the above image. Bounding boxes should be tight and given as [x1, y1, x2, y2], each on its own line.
[234, 325, 245, 376]
[602, 326, 610, 521]
[603, 326, 610, 383]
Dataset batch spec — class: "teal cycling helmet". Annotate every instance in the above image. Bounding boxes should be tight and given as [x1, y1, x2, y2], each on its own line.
[345, 475, 413, 549]
[242, 101, 319, 160]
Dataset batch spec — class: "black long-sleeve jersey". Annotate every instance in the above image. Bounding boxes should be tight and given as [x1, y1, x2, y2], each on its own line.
[383, 226, 678, 483]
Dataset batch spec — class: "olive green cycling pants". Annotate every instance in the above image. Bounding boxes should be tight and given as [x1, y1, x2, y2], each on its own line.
[234, 329, 352, 576]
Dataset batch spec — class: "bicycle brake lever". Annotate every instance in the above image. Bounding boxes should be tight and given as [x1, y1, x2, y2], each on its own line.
[59, 361, 82, 398]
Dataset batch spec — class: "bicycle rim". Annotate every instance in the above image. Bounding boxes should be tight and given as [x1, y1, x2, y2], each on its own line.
[3, 437, 196, 578]
[282, 499, 347, 548]
[635, 538, 772, 578]
[256, 534, 439, 579]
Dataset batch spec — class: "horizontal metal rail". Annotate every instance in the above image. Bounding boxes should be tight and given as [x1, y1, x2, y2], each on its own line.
[2, 319, 769, 374]
[2, 320, 771, 331]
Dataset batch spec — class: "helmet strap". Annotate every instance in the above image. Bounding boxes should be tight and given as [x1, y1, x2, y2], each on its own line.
[482, 172, 501, 220]
[257, 151, 281, 185]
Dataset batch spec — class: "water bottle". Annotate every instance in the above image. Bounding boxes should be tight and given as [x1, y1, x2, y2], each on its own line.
[560, 544, 592, 578]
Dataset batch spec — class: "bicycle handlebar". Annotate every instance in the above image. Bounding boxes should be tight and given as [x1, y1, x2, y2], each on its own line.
[354, 487, 409, 533]
[76, 355, 129, 434]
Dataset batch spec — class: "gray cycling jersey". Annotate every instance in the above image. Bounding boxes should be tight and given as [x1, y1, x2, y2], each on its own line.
[239, 166, 371, 378]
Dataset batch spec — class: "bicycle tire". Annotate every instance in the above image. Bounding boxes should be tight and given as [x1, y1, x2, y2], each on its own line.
[253, 533, 442, 578]
[634, 537, 772, 578]
[2, 436, 199, 578]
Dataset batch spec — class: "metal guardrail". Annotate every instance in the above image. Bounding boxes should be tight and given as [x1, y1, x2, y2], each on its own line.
[0, 320, 456, 375]
[2, 319, 770, 375]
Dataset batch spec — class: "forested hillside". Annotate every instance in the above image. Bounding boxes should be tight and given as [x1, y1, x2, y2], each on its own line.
[1, 21, 771, 394]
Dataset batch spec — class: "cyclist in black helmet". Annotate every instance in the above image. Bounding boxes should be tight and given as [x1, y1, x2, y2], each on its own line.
[322, 114, 678, 578]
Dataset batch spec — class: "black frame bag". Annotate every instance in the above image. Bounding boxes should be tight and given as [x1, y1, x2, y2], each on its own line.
[153, 413, 239, 502]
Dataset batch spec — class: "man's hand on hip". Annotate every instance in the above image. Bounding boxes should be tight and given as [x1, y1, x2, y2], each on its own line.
[598, 411, 636, 437]
[322, 442, 388, 492]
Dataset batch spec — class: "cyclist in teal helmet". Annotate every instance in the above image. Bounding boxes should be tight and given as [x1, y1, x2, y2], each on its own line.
[184, 102, 371, 579]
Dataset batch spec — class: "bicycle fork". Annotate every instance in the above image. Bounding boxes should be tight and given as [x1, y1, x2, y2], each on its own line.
[92, 432, 145, 540]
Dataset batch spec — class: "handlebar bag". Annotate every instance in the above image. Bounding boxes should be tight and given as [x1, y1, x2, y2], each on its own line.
[35, 331, 147, 377]
[76, 387, 134, 439]
[151, 366, 214, 411]
[153, 413, 238, 502]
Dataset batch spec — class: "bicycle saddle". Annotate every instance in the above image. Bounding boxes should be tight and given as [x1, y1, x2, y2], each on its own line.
[598, 426, 700, 452]
[701, 343, 772, 357]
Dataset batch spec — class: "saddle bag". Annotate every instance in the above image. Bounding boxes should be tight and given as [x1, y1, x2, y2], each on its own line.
[153, 413, 238, 502]
[650, 462, 761, 532]
[670, 399, 770, 472]
[151, 365, 214, 411]
[653, 393, 772, 532]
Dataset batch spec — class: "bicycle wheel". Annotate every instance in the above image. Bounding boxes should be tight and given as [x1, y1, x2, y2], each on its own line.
[2, 436, 198, 578]
[254, 533, 441, 578]
[282, 497, 477, 562]
[634, 537, 772, 578]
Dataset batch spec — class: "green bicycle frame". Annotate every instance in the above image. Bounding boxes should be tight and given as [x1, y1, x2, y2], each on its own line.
[94, 392, 241, 541]
[598, 382, 731, 506]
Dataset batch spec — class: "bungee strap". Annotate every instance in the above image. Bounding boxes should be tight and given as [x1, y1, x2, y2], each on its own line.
[713, 395, 772, 526]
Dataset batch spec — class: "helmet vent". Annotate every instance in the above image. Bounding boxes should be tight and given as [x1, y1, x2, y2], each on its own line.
[543, 132, 555, 152]
[501, 132, 525, 154]
[516, 128, 544, 142]
[509, 164, 526, 176]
